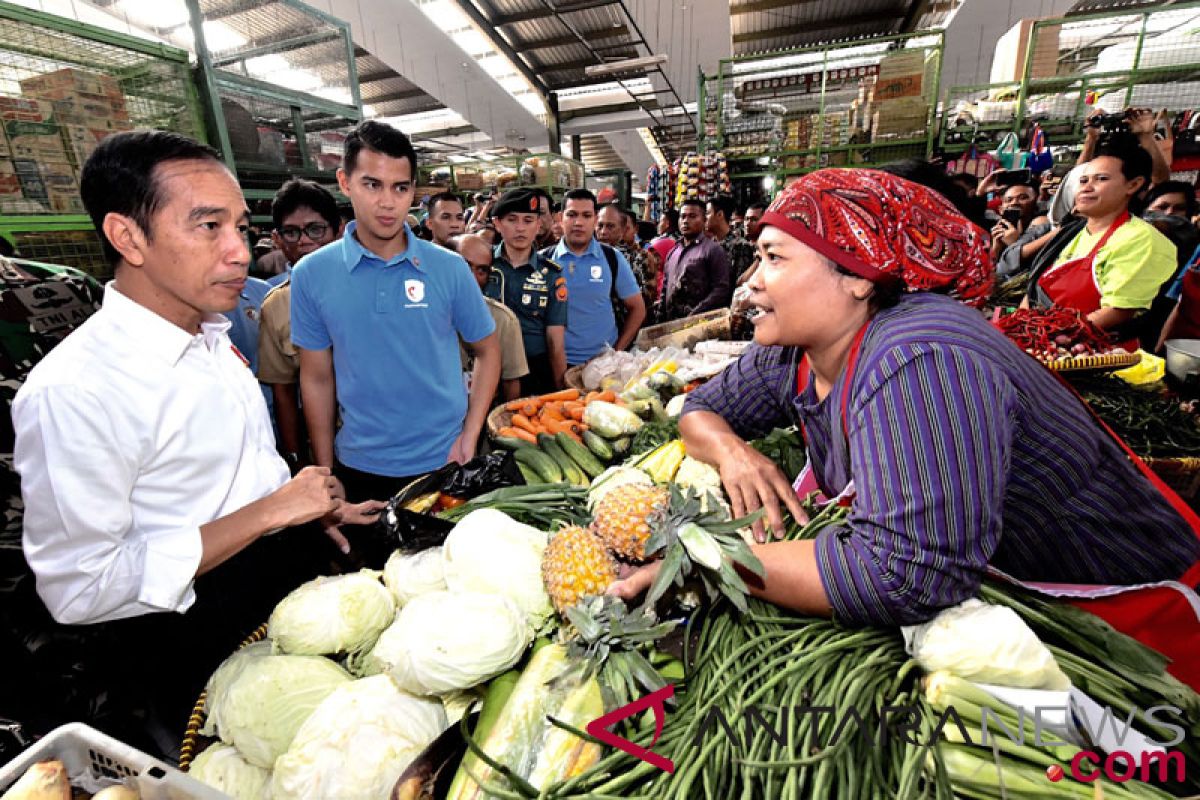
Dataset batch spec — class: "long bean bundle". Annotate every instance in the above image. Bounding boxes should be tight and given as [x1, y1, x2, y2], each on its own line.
[1075, 377, 1200, 457]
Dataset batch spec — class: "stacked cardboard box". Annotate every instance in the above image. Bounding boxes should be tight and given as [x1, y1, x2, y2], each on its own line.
[20, 68, 131, 131]
[991, 19, 1060, 83]
[871, 96, 931, 139]
[868, 49, 937, 141]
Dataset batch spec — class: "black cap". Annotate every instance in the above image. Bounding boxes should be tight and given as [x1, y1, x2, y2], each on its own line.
[493, 188, 543, 219]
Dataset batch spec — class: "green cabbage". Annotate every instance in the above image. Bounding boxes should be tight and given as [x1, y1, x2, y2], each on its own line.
[268, 571, 395, 657]
[188, 743, 271, 800]
[200, 640, 273, 738]
[442, 508, 551, 631]
[271, 675, 447, 800]
[365, 591, 531, 695]
[216, 654, 351, 768]
[382, 547, 447, 607]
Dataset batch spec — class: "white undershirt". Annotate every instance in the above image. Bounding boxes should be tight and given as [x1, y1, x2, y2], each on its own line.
[13, 283, 290, 625]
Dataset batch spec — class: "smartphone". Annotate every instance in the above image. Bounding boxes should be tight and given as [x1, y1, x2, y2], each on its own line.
[997, 168, 1032, 187]
[1001, 208, 1023, 225]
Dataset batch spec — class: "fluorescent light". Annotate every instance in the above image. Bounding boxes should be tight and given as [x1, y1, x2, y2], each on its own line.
[584, 54, 668, 77]
[202, 21, 247, 52]
[116, 0, 188, 29]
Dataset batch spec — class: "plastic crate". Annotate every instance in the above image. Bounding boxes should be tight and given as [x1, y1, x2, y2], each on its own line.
[0, 722, 227, 799]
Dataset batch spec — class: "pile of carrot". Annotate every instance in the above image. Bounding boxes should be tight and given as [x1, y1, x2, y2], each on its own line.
[496, 388, 617, 443]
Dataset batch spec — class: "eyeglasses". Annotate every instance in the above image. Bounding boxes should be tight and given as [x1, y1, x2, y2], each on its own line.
[278, 222, 331, 243]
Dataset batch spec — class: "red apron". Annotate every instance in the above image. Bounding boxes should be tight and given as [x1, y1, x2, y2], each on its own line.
[1036, 212, 1141, 351]
[792, 322, 1200, 689]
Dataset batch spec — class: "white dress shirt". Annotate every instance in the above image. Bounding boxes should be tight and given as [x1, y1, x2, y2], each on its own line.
[13, 284, 290, 625]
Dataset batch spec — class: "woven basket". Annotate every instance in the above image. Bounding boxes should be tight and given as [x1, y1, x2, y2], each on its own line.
[1144, 456, 1200, 501]
[179, 623, 269, 771]
[1042, 352, 1142, 374]
[486, 404, 514, 439]
[564, 364, 587, 393]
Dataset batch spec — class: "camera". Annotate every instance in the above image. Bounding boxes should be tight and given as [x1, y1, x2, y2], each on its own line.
[1086, 112, 1129, 133]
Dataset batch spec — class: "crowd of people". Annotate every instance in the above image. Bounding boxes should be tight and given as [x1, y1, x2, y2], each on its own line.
[4, 106, 1200, 755]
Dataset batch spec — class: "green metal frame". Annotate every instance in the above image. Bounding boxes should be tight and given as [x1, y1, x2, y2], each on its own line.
[418, 152, 586, 199]
[705, 30, 944, 184]
[1016, 2, 1200, 143]
[187, 0, 362, 178]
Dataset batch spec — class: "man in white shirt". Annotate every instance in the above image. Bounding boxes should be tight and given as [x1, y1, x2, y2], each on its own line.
[10, 131, 381, 746]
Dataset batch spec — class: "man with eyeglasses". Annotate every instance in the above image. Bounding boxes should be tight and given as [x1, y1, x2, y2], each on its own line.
[257, 180, 342, 470]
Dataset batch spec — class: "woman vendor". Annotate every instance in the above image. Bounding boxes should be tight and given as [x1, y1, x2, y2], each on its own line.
[1027, 133, 1176, 341]
[610, 168, 1200, 686]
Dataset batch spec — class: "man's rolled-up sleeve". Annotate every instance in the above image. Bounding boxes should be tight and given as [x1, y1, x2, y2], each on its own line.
[14, 386, 202, 624]
[813, 346, 1013, 626]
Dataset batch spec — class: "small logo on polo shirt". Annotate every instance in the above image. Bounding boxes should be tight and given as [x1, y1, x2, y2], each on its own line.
[590, 265, 603, 281]
[405, 279, 425, 304]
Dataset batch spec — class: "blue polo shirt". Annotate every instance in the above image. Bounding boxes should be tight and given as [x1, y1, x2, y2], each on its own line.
[552, 238, 640, 364]
[290, 222, 495, 477]
[224, 276, 273, 413]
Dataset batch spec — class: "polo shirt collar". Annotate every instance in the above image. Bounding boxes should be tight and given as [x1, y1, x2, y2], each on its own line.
[102, 281, 232, 366]
[554, 236, 602, 262]
[340, 220, 428, 274]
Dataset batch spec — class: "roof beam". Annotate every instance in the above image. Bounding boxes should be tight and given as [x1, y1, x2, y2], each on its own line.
[455, 0, 550, 97]
[364, 87, 430, 104]
[520, 25, 629, 51]
[560, 100, 659, 120]
[732, 11, 892, 44]
[357, 68, 398, 84]
[492, 0, 619, 27]
[731, 0, 823, 14]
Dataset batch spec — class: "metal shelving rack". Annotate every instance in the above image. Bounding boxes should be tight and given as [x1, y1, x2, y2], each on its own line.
[417, 152, 586, 202]
[698, 30, 944, 187]
[1014, 3, 1200, 148]
[185, 0, 362, 197]
[0, 0, 203, 277]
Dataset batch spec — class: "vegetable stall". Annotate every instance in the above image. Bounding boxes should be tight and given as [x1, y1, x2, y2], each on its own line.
[5, 337, 1200, 800]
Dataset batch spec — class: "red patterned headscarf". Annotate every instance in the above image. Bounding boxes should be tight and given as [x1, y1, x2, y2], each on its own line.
[759, 169, 994, 306]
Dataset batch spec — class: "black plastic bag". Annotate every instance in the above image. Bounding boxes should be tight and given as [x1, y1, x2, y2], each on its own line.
[378, 453, 521, 551]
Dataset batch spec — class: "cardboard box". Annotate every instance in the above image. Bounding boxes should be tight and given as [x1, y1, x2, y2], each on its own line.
[12, 158, 48, 205]
[20, 68, 122, 101]
[991, 19, 1060, 83]
[38, 160, 84, 213]
[4, 120, 68, 161]
[0, 97, 53, 122]
[871, 97, 930, 139]
[49, 96, 130, 127]
[0, 160, 23, 203]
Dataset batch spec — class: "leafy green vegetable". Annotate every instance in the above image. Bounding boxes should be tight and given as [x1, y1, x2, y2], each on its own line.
[750, 426, 807, 478]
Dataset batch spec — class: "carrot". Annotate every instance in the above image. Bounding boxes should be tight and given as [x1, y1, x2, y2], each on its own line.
[565, 421, 588, 436]
[498, 426, 537, 443]
[544, 418, 575, 435]
[594, 390, 617, 403]
[538, 388, 580, 403]
[520, 401, 540, 417]
[584, 391, 600, 404]
[511, 414, 540, 435]
[542, 407, 565, 424]
[505, 399, 526, 412]
[567, 406, 585, 421]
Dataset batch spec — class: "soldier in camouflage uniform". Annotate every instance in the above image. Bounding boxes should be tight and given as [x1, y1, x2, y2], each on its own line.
[706, 194, 757, 283]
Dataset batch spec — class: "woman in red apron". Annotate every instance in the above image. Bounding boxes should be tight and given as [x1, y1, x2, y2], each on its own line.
[611, 169, 1200, 689]
[1030, 135, 1177, 349]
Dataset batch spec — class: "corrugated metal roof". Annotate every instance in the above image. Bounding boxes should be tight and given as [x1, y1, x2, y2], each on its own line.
[730, 0, 911, 57]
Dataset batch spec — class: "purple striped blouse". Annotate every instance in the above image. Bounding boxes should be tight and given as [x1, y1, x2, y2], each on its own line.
[684, 293, 1200, 626]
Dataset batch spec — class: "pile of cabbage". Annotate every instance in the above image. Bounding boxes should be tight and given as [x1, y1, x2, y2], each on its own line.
[190, 509, 551, 800]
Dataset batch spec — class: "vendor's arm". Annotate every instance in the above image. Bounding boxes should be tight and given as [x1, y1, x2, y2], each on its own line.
[14, 388, 342, 625]
[813, 347, 1013, 625]
[1092, 223, 1178, 333]
[681, 343, 805, 538]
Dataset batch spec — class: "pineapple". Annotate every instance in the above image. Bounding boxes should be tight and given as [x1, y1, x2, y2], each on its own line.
[591, 483, 669, 562]
[542, 525, 618, 614]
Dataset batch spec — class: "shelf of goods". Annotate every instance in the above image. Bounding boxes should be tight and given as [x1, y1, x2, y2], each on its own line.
[0, 0, 204, 278]
[416, 153, 585, 204]
[188, 0, 363, 194]
[699, 30, 944, 183]
[943, 3, 1200, 171]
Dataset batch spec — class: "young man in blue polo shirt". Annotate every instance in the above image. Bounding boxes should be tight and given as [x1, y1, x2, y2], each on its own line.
[291, 121, 500, 565]
[551, 188, 645, 366]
